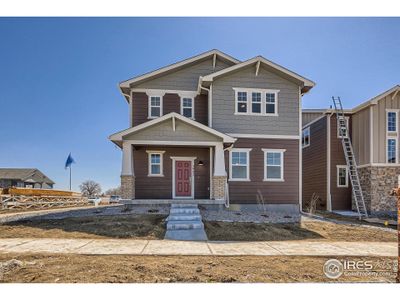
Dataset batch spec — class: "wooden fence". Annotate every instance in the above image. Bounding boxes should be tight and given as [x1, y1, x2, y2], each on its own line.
[0, 194, 89, 210]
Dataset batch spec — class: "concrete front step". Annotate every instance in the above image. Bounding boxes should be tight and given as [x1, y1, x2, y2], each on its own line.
[167, 214, 202, 221]
[170, 204, 199, 208]
[170, 208, 200, 215]
[167, 220, 204, 230]
[164, 229, 208, 241]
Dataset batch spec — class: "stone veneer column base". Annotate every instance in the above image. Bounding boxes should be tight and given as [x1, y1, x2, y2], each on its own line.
[356, 166, 399, 215]
[212, 176, 226, 200]
[121, 175, 135, 200]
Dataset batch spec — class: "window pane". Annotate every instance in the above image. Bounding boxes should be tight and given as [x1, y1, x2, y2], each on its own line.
[183, 98, 192, 107]
[151, 154, 160, 164]
[232, 152, 247, 165]
[183, 107, 192, 118]
[267, 152, 281, 165]
[266, 103, 275, 114]
[252, 103, 261, 113]
[266, 93, 275, 103]
[237, 102, 247, 113]
[252, 92, 261, 102]
[151, 97, 160, 106]
[232, 166, 247, 179]
[151, 165, 160, 175]
[388, 112, 397, 132]
[387, 139, 396, 163]
[267, 166, 281, 179]
[238, 92, 247, 102]
[151, 107, 160, 117]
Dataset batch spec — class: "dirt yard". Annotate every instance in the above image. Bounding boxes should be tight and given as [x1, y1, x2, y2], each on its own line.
[0, 214, 166, 239]
[0, 253, 396, 283]
[0, 214, 396, 242]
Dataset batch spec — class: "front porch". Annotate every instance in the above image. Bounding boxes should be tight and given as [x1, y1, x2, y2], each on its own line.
[109, 113, 236, 204]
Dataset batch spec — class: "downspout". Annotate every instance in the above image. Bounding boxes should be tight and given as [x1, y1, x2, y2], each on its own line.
[327, 112, 333, 211]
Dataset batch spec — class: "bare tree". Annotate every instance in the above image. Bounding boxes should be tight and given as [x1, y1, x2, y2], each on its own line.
[105, 186, 121, 196]
[79, 180, 102, 198]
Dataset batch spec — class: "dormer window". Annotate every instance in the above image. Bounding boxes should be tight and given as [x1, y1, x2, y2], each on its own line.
[234, 88, 279, 116]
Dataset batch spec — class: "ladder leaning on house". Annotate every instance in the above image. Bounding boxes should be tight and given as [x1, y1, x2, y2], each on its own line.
[332, 97, 368, 219]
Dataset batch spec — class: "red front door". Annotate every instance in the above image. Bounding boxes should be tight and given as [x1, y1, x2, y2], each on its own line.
[175, 160, 192, 197]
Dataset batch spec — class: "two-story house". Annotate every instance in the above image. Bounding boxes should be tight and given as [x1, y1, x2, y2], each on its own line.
[109, 49, 314, 214]
[302, 85, 400, 216]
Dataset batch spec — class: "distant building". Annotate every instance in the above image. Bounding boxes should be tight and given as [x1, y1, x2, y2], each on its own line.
[0, 168, 54, 189]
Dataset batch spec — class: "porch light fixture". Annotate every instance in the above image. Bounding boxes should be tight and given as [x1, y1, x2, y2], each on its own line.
[198, 161, 204, 166]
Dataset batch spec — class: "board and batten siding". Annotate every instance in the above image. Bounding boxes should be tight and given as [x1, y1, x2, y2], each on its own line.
[131, 92, 208, 127]
[225, 138, 299, 205]
[371, 92, 400, 163]
[132, 57, 234, 91]
[211, 66, 300, 135]
[302, 116, 327, 210]
[351, 107, 371, 166]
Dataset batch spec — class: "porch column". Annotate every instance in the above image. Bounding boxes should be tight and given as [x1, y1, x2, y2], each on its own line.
[212, 142, 227, 200]
[121, 142, 135, 199]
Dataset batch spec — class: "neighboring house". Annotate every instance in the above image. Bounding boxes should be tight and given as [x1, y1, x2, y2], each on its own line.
[302, 85, 400, 215]
[0, 168, 55, 189]
[109, 49, 315, 213]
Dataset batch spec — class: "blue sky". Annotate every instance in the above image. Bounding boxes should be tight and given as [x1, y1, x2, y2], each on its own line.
[0, 17, 399, 191]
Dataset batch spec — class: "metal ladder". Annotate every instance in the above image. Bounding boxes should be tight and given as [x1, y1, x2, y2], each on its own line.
[332, 97, 368, 219]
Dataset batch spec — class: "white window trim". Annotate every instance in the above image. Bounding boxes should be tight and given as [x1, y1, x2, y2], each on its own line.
[336, 165, 349, 188]
[233, 88, 279, 116]
[146, 150, 165, 177]
[180, 97, 195, 120]
[386, 137, 398, 164]
[337, 116, 350, 138]
[147, 94, 163, 119]
[262, 149, 285, 182]
[229, 148, 252, 181]
[386, 109, 399, 134]
[302, 127, 310, 148]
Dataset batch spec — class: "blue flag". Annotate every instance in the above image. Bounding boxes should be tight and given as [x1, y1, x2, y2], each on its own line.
[65, 153, 75, 169]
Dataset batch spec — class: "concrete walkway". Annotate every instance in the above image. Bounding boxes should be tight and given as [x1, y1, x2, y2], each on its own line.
[0, 238, 396, 256]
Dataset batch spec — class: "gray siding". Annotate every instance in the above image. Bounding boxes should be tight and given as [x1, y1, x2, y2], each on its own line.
[123, 118, 222, 142]
[133, 57, 233, 91]
[211, 66, 300, 135]
[372, 92, 400, 163]
[302, 112, 324, 127]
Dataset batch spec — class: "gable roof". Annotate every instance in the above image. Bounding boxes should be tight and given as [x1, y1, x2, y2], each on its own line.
[201, 56, 315, 94]
[119, 49, 240, 101]
[109, 112, 236, 145]
[352, 84, 400, 113]
[0, 168, 55, 184]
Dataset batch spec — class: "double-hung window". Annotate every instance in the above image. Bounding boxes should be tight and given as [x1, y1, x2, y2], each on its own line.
[337, 116, 349, 138]
[387, 138, 397, 163]
[387, 111, 397, 133]
[229, 149, 251, 181]
[386, 110, 399, 163]
[181, 97, 194, 119]
[263, 149, 285, 181]
[234, 88, 279, 116]
[302, 127, 310, 148]
[265, 93, 276, 114]
[147, 151, 165, 176]
[337, 165, 349, 187]
[251, 92, 262, 114]
[149, 96, 162, 118]
[237, 91, 248, 113]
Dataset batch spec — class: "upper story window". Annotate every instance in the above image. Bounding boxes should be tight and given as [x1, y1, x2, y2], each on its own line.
[302, 127, 310, 148]
[387, 111, 398, 133]
[234, 88, 279, 116]
[146, 150, 165, 176]
[181, 97, 194, 119]
[337, 116, 349, 138]
[263, 149, 285, 181]
[148, 96, 162, 118]
[229, 149, 251, 181]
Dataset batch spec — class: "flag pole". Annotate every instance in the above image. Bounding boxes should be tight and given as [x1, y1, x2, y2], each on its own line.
[69, 165, 72, 191]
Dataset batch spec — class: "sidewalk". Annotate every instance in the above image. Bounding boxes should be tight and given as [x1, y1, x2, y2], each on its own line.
[0, 238, 396, 256]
